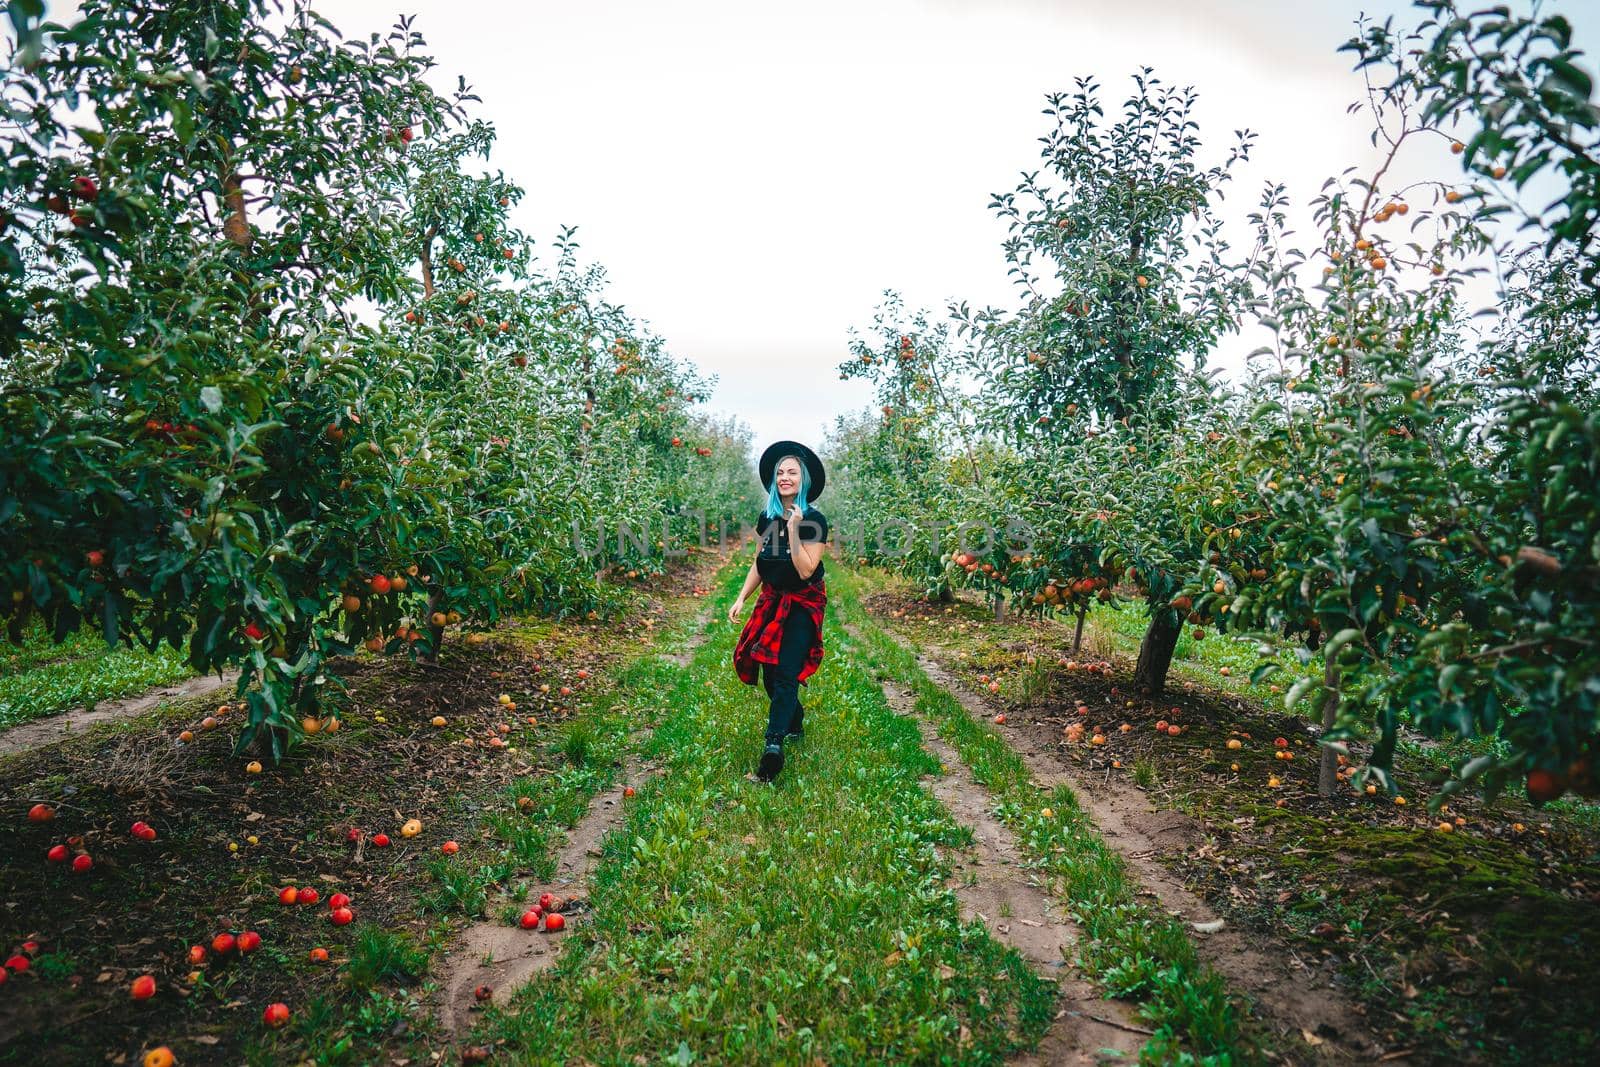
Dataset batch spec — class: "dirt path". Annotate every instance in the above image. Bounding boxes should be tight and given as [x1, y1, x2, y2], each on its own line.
[881, 678, 1145, 1065]
[0, 669, 238, 759]
[436, 599, 718, 1039]
[436, 748, 656, 1037]
[893, 634, 1397, 1064]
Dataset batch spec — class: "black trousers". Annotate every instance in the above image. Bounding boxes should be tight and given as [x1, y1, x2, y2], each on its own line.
[760, 605, 816, 747]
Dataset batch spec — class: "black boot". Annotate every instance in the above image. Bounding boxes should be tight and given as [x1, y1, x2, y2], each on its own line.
[756, 743, 784, 782]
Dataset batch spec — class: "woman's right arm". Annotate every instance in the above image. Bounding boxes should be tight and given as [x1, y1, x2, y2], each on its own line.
[728, 552, 761, 623]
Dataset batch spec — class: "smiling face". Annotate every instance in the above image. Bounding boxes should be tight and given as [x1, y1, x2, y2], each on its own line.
[774, 457, 803, 500]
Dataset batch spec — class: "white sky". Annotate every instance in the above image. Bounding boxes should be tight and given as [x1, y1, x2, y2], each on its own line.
[44, 0, 1599, 456]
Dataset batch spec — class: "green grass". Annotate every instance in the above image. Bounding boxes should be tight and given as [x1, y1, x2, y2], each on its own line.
[0, 619, 192, 730]
[478, 563, 1058, 1064]
[344, 926, 430, 989]
[836, 570, 1258, 1064]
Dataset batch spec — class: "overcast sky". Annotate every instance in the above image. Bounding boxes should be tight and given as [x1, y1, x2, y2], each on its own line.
[48, 0, 1598, 458]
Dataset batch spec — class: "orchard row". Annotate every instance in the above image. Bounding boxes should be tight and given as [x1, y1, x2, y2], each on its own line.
[827, 5, 1598, 804]
[0, 2, 759, 761]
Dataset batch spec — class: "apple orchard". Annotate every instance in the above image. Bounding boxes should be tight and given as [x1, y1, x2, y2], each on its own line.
[1, 0, 1599, 1064]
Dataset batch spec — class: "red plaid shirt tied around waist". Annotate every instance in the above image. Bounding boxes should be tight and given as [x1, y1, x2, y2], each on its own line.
[733, 580, 827, 686]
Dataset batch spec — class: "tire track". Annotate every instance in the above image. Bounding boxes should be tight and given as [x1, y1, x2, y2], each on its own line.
[437, 599, 718, 1039]
[894, 633, 1395, 1064]
[878, 672, 1146, 1064]
[0, 670, 239, 759]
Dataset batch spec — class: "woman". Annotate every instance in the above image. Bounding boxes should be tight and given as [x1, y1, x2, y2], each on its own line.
[729, 441, 830, 783]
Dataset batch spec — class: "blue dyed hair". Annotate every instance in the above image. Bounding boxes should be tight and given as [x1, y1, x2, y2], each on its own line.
[763, 454, 811, 519]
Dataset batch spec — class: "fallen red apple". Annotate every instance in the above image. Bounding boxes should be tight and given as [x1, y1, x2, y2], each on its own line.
[327, 892, 350, 910]
[71, 854, 93, 874]
[47, 844, 68, 863]
[371, 833, 390, 847]
[519, 910, 540, 930]
[346, 827, 363, 843]
[279, 886, 299, 905]
[263, 1002, 290, 1028]
[1274, 737, 1288, 749]
[20, 942, 39, 956]
[297, 887, 319, 906]
[4, 955, 30, 973]
[188, 944, 207, 965]
[308, 947, 329, 962]
[330, 906, 354, 926]
[130, 974, 156, 1000]
[543, 913, 565, 932]
[212, 933, 237, 955]
[237, 931, 261, 953]
[474, 984, 493, 1001]
[441, 840, 459, 854]
[538, 892, 554, 911]
[623, 787, 635, 798]
[131, 821, 157, 842]
[27, 803, 54, 823]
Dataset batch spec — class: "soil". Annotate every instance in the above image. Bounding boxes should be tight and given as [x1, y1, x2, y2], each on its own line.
[0, 548, 728, 1066]
[863, 582, 1600, 1066]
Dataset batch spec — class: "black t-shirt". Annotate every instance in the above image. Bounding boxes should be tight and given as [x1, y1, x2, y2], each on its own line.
[755, 507, 829, 591]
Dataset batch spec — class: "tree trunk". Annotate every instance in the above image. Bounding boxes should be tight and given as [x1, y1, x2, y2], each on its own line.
[1072, 604, 1087, 653]
[421, 586, 445, 665]
[1133, 609, 1181, 696]
[993, 591, 1006, 623]
[1317, 658, 1343, 797]
[937, 583, 954, 604]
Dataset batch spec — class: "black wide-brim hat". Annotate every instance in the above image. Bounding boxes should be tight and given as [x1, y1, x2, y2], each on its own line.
[758, 440, 825, 501]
